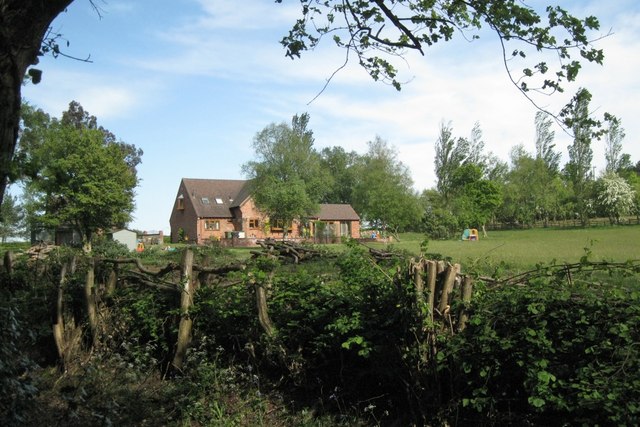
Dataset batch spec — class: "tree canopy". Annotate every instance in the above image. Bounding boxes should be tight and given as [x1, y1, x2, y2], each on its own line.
[243, 113, 328, 235]
[20, 102, 141, 249]
[351, 137, 421, 235]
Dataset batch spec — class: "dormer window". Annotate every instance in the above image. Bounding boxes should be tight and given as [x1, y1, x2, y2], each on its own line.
[177, 194, 184, 210]
[215, 197, 224, 204]
[201, 197, 210, 204]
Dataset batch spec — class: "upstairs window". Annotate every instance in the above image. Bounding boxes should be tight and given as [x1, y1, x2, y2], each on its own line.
[215, 197, 224, 204]
[201, 197, 210, 204]
[249, 219, 260, 229]
[177, 195, 184, 210]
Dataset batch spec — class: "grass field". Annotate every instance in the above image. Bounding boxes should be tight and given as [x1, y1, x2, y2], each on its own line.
[371, 226, 640, 273]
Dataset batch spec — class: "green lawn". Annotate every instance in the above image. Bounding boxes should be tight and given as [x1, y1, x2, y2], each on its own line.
[372, 226, 640, 273]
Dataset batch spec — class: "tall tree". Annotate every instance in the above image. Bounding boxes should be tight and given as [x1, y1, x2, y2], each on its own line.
[22, 103, 140, 250]
[319, 146, 359, 204]
[564, 88, 595, 226]
[434, 121, 486, 205]
[604, 118, 626, 174]
[534, 111, 561, 174]
[352, 137, 421, 236]
[243, 113, 328, 236]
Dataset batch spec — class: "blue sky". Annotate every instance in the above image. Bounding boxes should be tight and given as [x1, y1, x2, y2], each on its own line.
[20, 0, 640, 234]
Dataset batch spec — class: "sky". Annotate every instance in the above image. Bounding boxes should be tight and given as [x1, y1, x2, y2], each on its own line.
[20, 0, 640, 234]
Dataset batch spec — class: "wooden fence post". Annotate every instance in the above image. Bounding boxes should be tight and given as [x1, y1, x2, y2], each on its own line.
[437, 263, 459, 316]
[255, 272, 275, 336]
[106, 265, 117, 295]
[426, 260, 437, 323]
[172, 249, 194, 372]
[413, 258, 425, 311]
[457, 276, 474, 332]
[84, 258, 98, 346]
[52, 256, 76, 370]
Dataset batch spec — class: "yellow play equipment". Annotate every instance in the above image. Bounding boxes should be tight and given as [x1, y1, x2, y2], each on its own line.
[461, 228, 479, 241]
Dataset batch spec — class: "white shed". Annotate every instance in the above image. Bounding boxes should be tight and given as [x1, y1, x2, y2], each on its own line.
[111, 229, 138, 251]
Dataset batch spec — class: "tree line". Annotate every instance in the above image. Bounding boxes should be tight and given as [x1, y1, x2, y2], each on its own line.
[2, 90, 638, 245]
[243, 92, 638, 241]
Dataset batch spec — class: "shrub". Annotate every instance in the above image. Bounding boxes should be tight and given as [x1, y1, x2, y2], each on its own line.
[444, 273, 640, 425]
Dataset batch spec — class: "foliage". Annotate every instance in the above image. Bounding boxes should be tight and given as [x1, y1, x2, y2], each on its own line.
[564, 88, 595, 226]
[19, 102, 141, 247]
[444, 273, 640, 425]
[0, 296, 37, 426]
[595, 172, 636, 224]
[351, 137, 422, 234]
[0, 192, 25, 242]
[604, 117, 626, 174]
[279, 0, 604, 119]
[243, 113, 327, 235]
[319, 146, 359, 204]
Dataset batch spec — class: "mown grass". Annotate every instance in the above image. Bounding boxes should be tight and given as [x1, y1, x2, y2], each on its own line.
[370, 226, 640, 274]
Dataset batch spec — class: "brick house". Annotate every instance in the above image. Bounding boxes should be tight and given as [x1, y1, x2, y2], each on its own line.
[169, 178, 361, 245]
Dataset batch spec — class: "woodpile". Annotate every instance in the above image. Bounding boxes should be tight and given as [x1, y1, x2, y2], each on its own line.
[251, 238, 324, 263]
[26, 242, 58, 260]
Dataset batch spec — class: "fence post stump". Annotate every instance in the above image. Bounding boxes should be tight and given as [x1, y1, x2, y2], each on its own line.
[457, 276, 474, 331]
[84, 258, 98, 346]
[172, 249, 195, 372]
[255, 272, 275, 336]
[437, 263, 459, 316]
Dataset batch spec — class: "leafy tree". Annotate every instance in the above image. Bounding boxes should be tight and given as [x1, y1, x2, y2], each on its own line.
[351, 137, 421, 236]
[604, 118, 626, 174]
[564, 88, 595, 227]
[534, 111, 561, 175]
[434, 121, 486, 206]
[319, 146, 359, 204]
[595, 173, 636, 224]
[502, 146, 566, 227]
[243, 113, 328, 236]
[449, 164, 502, 229]
[0, 192, 24, 242]
[22, 103, 140, 250]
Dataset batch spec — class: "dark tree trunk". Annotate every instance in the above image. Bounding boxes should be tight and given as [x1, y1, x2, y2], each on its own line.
[0, 0, 74, 206]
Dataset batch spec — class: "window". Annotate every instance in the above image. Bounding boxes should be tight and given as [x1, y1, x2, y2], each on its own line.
[249, 219, 260, 229]
[177, 195, 184, 210]
[271, 219, 291, 232]
[215, 197, 224, 204]
[204, 220, 220, 231]
[201, 197, 210, 204]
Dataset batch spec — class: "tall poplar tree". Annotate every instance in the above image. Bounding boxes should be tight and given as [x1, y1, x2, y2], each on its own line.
[564, 88, 595, 226]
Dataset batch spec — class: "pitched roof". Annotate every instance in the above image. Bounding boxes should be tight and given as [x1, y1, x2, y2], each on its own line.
[178, 178, 360, 221]
[180, 178, 249, 218]
[316, 204, 360, 221]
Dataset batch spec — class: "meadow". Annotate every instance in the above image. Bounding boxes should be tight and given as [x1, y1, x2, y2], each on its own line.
[372, 226, 640, 273]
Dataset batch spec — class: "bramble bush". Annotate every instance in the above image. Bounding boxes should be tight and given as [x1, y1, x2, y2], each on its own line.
[443, 272, 640, 425]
